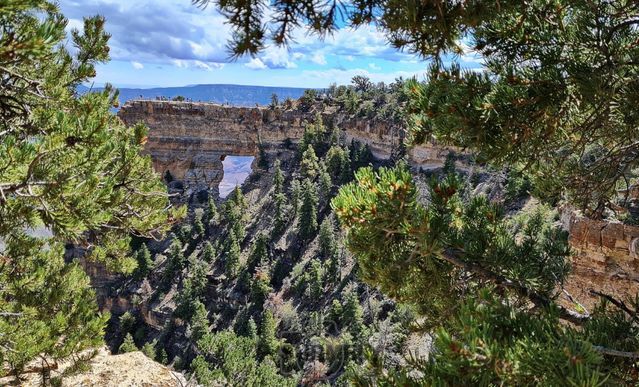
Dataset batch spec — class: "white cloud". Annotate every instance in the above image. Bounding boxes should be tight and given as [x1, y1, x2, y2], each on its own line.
[259, 46, 297, 69]
[368, 63, 381, 71]
[301, 68, 423, 86]
[131, 61, 144, 70]
[344, 55, 355, 62]
[245, 58, 267, 70]
[310, 52, 327, 65]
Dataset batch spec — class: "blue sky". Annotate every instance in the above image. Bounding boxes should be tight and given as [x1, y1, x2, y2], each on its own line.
[61, 0, 482, 89]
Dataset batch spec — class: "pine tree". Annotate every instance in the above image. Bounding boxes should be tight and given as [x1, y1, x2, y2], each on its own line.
[298, 179, 319, 241]
[273, 192, 288, 234]
[300, 146, 320, 180]
[0, 3, 178, 376]
[193, 208, 206, 238]
[119, 334, 138, 354]
[141, 340, 157, 359]
[319, 218, 340, 284]
[201, 241, 216, 263]
[247, 233, 269, 273]
[307, 259, 323, 300]
[251, 268, 272, 310]
[258, 311, 279, 359]
[318, 163, 333, 202]
[135, 244, 153, 279]
[207, 197, 219, 226]
[165, 238, 186, 281]
[247, 318, 258, 340]
[225, 232, 241, 279]
[190, 300, 210, 342]
[290, 179, 302, 215]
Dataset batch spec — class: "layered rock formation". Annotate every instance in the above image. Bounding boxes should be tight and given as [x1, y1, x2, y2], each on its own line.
[118, 100, 455, 197]
[118, 99, 639, 313]
[562, 211, 639, 308]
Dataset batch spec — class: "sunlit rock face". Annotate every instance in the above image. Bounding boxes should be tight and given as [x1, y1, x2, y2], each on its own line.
[117, 100, 455, 197]
[118, 99, 639, 306]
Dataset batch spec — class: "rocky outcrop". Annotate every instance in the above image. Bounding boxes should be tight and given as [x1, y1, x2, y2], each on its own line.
[562, 211, 639, 307]
[0, 348, 189, 386]
[117, 99, 639, 313]
[118, 100, 455, 196]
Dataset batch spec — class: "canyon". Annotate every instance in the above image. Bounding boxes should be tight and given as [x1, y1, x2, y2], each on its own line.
[117, 99, 639, 314]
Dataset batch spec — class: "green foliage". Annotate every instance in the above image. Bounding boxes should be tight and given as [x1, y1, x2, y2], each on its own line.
[273, 159, 284, 194]
[196, 330, 295, 386]
[251, 269, 272, 310]
[207, 197, 219, 226]
[360, 290, 608, 386]
[290, 179, 302, 215]
[300, 146, 320, 180]
[319, 163, 333, 202]
[298, 179, 319, 241]
[193, 208, 206, 238]
[190, 300, 210, 342]
[141, 339, 157, 360]
[273, 192, 288, 234]
[307, 259, 324, 300]
[118, 334, 137, 354]
[225, 232, 242, 279]
[333, 164, 571, 322]
[257, 311, 279, 359]
[135, 244, 153, 279]
[119, 312, 136, 335]
[0, 2, 179, 376]
[247, 233, 269, 273]
[326, 145, 351, 184]
[201, 241, 216, 263]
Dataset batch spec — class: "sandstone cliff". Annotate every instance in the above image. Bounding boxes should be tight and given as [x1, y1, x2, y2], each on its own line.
[118, 100, 456, 197]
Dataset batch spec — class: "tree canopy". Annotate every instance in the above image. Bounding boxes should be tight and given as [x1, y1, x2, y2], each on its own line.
[0, 0, 179, 378]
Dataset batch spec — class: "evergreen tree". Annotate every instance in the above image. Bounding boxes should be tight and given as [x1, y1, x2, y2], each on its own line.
[247, 318, 258, 340]
[326, 145, 351, 184]
[290, 179, 302, 215]
[193, 208, 206, 238]
[201, 241, 216, 263]
[207, 197, 219, 226]
[273, 192, 288, 234]
[165, 238, 185, 282]
[135, 244, 153, 279]
[225, 232, 241, 279]
[190, 300, 210, 342]
[300, 146, 320, 180]
[0, 3, 178, 376]
[119, 334, 138, 354]
[298, 179, 319, 241]
[119, 311, 136, 335]
[319, 217, 340, 284]
[318, 163, 333, 202]
[273, 159, 284, 194]
[251, 268, 272, 310]
[307, 259, 323, 300]
[247, 233, 269, 273]
[141, 339, 157, 360]
[258, 311, 279, 359]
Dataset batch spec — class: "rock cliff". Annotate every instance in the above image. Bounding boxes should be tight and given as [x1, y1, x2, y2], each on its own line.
[117, 99, 639, 314]
[118, 100, 456, 197]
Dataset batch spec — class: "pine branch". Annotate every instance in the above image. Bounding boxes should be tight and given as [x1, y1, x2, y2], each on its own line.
[589, 289, 638, 321]
[439, 249, 589, 325]
[593, 346, 639, 359]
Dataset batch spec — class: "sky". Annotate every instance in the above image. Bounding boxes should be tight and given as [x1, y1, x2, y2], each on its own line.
[60, 0, 482, 89]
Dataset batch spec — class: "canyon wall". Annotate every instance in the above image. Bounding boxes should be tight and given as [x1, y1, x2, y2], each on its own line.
[562, 211, 639, 308]
[118, 99, 639, 311]
[118, 100, 455, 197]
